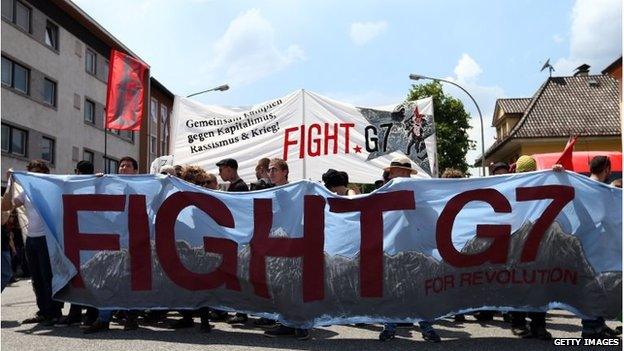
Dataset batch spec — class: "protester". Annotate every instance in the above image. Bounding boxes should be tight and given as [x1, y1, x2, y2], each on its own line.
[322, 169, 356, 195]
[262, 158, 309, 340]
[268, 158, 289, 186]
[56, 161, 99, 327]
[490, 161, 510, 175]
[440, 168, 464, 179]
[508, 155, 552, 340]
[167, 165, 214, 333]
[250, 157, 273, 190]
[217, 158, 249, 192]
[579, 155, 620, 339]
[1, 210, 15, 291]
[1, 160, 63, 326]
[378, 156, 441, 343]
[85, 157, 141, 334]
[610, 178, 622, 188]
[589, 155, 611, 183]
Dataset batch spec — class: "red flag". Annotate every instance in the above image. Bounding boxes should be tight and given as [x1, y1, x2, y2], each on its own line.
[105, 50, 148, 131]
[555, 135, 578, 170]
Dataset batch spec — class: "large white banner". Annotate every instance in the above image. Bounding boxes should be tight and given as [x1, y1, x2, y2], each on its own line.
[170, 90, 437, 183]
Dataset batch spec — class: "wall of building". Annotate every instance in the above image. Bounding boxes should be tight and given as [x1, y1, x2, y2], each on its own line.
[1, 0, 141, 183]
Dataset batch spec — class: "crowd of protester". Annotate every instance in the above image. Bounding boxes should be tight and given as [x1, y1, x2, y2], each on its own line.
[0, 152, 621, 342]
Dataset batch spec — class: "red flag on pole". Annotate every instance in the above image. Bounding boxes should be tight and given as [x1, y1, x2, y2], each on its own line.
[105, 50, 148, 131]
[555, 135, 578, 170]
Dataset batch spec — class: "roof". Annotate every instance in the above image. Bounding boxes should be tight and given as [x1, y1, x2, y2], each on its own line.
[602, 57, 622, 75]
[477, 74, 620, 163]
[497, 98, 531, 114]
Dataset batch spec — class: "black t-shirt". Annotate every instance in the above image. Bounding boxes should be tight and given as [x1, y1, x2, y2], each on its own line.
[227, 178, 249, 192]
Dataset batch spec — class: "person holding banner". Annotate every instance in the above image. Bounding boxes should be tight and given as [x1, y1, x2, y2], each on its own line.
[378, 156, 442, 343]
[1, 160, 63, 326]
[262, 158, 310, 340]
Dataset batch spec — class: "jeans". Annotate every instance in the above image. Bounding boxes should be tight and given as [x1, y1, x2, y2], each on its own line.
[25, 236, 62, 319]
[1, 250, 12, 291]
[384, 321, 434, 333]
[98, 309, 114, 322]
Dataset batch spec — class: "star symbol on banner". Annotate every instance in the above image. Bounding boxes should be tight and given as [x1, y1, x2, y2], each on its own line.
[353, 145, 362, 153]
[357, 102, 435, 175]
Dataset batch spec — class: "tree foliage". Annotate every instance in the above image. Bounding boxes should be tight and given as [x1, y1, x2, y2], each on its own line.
[406, 81, 475, 175]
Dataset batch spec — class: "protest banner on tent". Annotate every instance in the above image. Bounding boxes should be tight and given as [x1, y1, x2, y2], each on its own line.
[10, 171, 621, 328]
[169, 90, 438, 182]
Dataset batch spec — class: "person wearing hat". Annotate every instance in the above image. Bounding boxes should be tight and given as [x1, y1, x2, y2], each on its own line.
[379, 156, 441, 343]
[216, 158, 249, 192]
[384, 156, 418, 179]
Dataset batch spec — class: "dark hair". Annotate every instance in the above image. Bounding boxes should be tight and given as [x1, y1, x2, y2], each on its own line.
[27, 159, 50, 174]
[119, 156, 138, 170]
[589, 156, 611, 175]
[76, 160, 94, 174]
[382, 170, 390, 182]
[322, 169, 349, 188]
[256, 157, 270, 171]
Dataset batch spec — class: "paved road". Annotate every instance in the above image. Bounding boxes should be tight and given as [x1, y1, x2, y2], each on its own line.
[1, 279, 619, 351]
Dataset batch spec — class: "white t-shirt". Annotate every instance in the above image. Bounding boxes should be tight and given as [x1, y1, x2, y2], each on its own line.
[12, 181, 46, 238]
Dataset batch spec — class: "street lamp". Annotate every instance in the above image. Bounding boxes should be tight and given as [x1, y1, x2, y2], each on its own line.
[186, 84, 230, 98]
[409, 74, 487, 177]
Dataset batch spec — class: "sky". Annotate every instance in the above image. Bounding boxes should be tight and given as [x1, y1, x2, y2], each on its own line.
[74, 0, 622, 174]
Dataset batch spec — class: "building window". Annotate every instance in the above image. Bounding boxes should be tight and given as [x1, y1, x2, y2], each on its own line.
[1, 123, 27, 156]
[83, 149, 94, 163]
[13, 0, 31, 33]
[84, 99, 95, 123]
[104, 157, 118, 174]
[103, 58, 109, 82]
[41, 136, 54, 164]
[1, 56, 29, 94]
[44, 21, 59, 50]
[150, 136, 157, 154]
[150, 98, 158, 122]
[85, 49, 96, 75]
[43, 78, 56, 106]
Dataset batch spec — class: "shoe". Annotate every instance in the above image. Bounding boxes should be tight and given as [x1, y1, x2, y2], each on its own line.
[582, 327, 620, 339]
[264, 325, 296, 338]
[474, 311, 495, 321]
[170, 318, 194, 329]
[602, 326, 621, 337]
[379, 329, 395, 341]
[511, 325, 531, 337]
[254, 318, 277, 329]
[124, 318, 139, 331]
[208, 310, 228, 322]
[41, 317, 60, 327]
[530, 326, 552, 340]
[83, 320, 110, 334]
[502, 312, 512, 323]
[200, 320, 212, 333]
[226, 314, 248, 325]
[22, 315, 46, 324]
[294, 328, 310, 340]
[422, 329, 442, 343]
[454, 314, 466, 322]
[55, 315, 82, 327]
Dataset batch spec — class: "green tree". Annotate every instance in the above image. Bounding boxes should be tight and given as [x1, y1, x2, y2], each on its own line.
[407, 81, 475, 175]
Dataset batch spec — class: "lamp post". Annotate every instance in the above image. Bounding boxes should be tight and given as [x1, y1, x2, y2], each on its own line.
[409, 74, 487, 177]
[186, 84, 230, 98]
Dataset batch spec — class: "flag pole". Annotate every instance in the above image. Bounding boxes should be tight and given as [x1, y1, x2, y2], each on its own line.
[104, 127, 108, 171]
